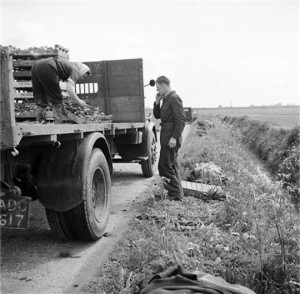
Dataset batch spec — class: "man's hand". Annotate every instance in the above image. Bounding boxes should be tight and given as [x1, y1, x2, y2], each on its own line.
[168, 137, 176, 149]
[155, 93, 164, 104]
[78, 99, 88, 108]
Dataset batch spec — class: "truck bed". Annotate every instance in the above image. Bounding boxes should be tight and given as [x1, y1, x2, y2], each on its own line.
[1, 45, 147, 150]
[1, 122, 146, 149]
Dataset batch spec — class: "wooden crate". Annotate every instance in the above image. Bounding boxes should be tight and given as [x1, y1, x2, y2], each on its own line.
[12, 44, 69, 60]
[12, 45, 70, 121]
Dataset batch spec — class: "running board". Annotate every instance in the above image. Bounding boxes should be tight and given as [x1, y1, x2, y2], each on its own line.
[113, 156, 148, 163]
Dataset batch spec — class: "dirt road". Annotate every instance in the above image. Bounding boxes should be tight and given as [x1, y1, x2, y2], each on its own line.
[1, 125, 190, 294]
[1, 162, 158, 294]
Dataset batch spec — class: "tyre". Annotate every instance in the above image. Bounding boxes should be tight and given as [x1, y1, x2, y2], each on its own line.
[141, 131, 157, 177]
[46, 208, 78, 241]
[69, 148, 111, 241]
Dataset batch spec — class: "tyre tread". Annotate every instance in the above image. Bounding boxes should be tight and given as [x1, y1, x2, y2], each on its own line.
[46, 209, 78, 240]
[71, 148, 110, 241]
[141, 131, 156, 177]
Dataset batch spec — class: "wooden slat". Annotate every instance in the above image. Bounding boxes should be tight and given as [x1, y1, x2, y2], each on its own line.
[15, 112, 36, 119]
[12, 51, 69, 59]
[13, 71, 31, 78]
[14, 81, 67, 90]
[13, 60, 37, 68]
[103, 61, 110, 115]
[63, 110, 84, 124]
[14, 90, 68, 99]
[139, 64, 145, 122]
[14, 81, 32, 88]
[14, 92, 33, 99]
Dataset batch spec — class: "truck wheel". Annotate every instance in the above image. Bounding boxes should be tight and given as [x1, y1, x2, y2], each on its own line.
[70, 148, 111, 241]
[46, 209, 78, 241]
[141, 131, 157, 177]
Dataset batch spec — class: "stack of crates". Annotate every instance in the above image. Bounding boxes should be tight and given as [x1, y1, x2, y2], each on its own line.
[12, 45, 69, 122]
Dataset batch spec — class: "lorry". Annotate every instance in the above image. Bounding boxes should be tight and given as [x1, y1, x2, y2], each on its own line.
[184, 107, 193, 123]
[0, 45, 157, 241]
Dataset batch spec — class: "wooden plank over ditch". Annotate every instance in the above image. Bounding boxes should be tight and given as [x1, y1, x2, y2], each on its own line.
[182, 180, 225, 199]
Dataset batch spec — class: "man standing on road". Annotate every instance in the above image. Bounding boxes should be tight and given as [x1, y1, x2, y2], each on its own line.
[153, 76, 186, 200]
[31, 57, 91, 123]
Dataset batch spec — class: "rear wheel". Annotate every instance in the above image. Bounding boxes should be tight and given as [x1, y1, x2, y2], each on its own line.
[46, 209, 78, 241]
[69, 148, 111, 241]
[141, 131, 157, 177]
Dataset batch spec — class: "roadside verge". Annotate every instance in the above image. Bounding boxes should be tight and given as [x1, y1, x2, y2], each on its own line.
[81, 118, 299, 294]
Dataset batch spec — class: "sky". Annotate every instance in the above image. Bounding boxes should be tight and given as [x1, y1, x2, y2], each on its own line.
[0, 0, 299, 108]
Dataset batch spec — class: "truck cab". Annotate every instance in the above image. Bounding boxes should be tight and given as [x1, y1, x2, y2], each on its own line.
[184, 107, 193, 123]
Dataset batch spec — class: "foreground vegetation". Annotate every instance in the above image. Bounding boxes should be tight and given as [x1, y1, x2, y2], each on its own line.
[84, 117, 300, 294]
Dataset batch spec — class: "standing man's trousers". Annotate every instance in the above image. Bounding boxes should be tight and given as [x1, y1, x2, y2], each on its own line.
[158, 145, 183, 199]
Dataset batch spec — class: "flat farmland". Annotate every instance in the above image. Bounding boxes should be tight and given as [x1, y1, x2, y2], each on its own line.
[194, 105, 299, 128]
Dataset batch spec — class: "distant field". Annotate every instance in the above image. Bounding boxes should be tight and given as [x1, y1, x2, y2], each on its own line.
[193, 106, 299, 128]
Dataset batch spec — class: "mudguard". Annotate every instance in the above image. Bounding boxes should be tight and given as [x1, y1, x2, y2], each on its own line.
[117, 121, 157, 161]
[38, 133, 111, 212]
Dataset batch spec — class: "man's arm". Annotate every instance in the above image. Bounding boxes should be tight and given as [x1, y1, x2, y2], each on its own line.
[170, 95, 186, 140]
[153, 94, 163, 119]
[66, 78, 87, 108]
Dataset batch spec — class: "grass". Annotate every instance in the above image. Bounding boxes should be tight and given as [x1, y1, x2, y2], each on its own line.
[83, 117, 300, 294]
[221, 115, 300, 208]
[193, 105, 299, 128]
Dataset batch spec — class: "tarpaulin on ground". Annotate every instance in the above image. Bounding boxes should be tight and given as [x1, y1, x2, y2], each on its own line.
[140, 265, 255, 294]
[189, 162, 228, 185]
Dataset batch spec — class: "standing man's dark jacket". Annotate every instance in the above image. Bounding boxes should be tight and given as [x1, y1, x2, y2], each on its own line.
[153, 91, 185, 199]
[153, 91, 186, 146]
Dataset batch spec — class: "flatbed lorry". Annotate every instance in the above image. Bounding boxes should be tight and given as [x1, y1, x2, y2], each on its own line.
[0, 45, 157, 241]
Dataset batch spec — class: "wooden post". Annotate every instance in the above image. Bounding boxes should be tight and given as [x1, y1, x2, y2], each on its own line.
[139, 61, 145, 122]
[103, 61, 110, 115]
[0, 46, 16, 148]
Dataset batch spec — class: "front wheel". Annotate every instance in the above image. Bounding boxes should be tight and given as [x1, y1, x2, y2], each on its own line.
[141, 131, 157, 177]
[69, 148, 111, 241]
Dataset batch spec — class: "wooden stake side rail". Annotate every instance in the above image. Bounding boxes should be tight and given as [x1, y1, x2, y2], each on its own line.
[14, 81, 67, 89]
[1, 122, 146, 149]
[12, 47, 69, 59]
[13, 60, 38, 68]
[14, 91, 69, 99]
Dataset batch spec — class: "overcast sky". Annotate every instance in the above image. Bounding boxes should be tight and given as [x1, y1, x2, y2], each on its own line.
[1, 0, 299, 108]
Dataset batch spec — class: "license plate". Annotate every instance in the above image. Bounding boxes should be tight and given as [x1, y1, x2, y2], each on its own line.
[0, 195, 31, 229]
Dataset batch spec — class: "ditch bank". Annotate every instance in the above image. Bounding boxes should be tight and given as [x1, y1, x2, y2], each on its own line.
[221, 115, 299, 207]
[82, 118, 300, 294]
